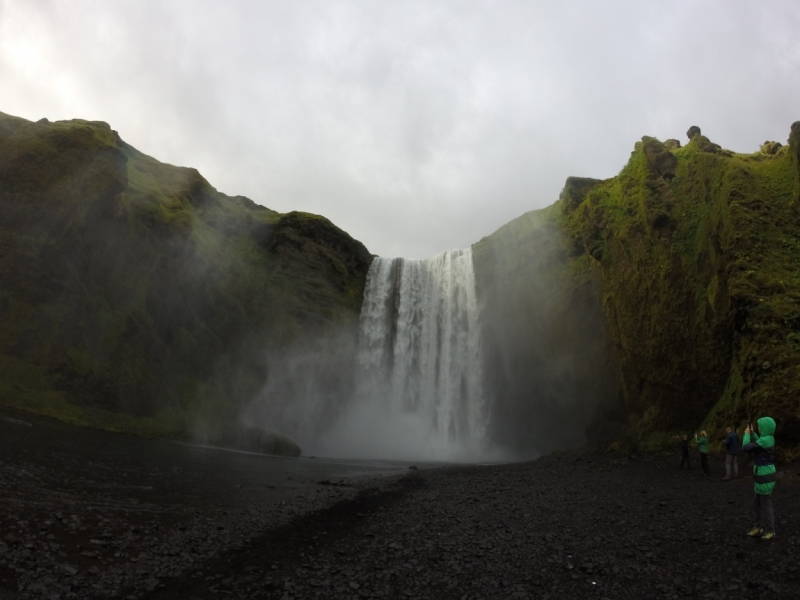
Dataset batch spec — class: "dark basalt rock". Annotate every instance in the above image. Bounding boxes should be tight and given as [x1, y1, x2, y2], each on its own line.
[641, 137, 677, 180]
[686, 125, 701, 140]
[560, 176, 602, 213]
[686, 127, 727, 155]
[238, 426, 302, 457]
[790, 121, 800, 164]
[649, 210, 674, 230]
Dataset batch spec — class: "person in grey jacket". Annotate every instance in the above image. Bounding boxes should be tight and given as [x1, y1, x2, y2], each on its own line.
[722, 426, 739, 480]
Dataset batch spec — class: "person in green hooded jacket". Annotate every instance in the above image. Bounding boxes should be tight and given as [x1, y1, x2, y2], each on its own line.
[743, 417, 777, 540]
[694, 430, 710, 475]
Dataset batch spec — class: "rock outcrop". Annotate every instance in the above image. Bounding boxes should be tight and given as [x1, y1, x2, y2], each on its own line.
[790, 121, 800, 164]
[641, 136, 678, 179]
[234, 426, 303, 457]
[560, 176, 602, 213]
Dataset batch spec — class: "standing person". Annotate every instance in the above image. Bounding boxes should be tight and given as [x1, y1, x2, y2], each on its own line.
[695, 431, 710, 476]
[680, 435, 692, 469]
[744, 417, 777, 540]
[722, 426, 739, 480]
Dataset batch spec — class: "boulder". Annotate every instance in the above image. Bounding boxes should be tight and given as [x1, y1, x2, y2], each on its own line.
[685, 128, 727, 155]
[663, 139, 681, 150]
[238, 426, 302, 457]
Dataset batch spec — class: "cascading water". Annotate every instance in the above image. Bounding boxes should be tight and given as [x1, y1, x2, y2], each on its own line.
[315, 248, 491, 461]
[360, 249, 487, 442]
[245, 227, 616, 461]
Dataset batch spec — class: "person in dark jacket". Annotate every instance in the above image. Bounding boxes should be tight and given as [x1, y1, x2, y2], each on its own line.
[695, 430, 710, 476]
[743, 417, 777, 540]
[680, 435, 692, 469]
[722, 426, 739, 480]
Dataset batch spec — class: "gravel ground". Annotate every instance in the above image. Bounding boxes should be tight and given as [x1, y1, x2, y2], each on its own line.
[2, 410, 800, 600]
[0, 410, 408, 600]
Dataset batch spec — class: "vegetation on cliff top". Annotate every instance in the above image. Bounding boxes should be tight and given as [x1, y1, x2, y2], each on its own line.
[0, 112, 372, 437]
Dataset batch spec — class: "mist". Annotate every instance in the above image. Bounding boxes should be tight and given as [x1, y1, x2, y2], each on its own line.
[238, 221, 620, 462]
[473, 208, 622, 458]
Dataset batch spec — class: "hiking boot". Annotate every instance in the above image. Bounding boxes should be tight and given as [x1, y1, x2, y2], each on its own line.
[747, 527, 764, 537]
[721, 476, 730, 481]
[761, 532, 775, 541]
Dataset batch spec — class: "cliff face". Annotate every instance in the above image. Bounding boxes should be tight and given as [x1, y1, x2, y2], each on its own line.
[0, 112, 372, 436]
[4, 109, 798, 457]
[577, 126, 800, 452]
[478, 123, 800, 456]
[472, 206, 623, 457]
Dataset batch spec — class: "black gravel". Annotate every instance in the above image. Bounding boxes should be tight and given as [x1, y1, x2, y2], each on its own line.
[148, 455, 800, 600]
[2, 410, 800, 600]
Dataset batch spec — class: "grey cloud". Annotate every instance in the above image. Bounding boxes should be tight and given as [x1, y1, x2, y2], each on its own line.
[1, 0, 799, 258]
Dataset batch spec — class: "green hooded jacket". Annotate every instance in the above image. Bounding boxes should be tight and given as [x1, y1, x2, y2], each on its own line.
[694, 435, 709, 454]
[743, 416, 776, 495]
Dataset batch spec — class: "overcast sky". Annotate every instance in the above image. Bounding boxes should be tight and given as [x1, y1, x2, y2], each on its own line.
[1, 1, 799, 258]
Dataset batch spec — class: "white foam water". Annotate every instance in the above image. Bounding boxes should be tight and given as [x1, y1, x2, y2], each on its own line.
[317, 248, 491, 461]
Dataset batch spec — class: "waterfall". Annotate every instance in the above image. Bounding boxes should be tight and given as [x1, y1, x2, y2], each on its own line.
[332, 248, 489, 460]
[247, 248, 492, 461]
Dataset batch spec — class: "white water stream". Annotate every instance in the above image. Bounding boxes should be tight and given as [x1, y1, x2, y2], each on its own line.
[316, 249, 491, 460]
[245, 248, 495, 461]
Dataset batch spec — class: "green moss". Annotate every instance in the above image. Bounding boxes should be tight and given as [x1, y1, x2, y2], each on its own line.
[473, 128, 800, 454]
[560, 130, 800, 447]
[0, 110, 372, 435]
[0, 353, 182, 436]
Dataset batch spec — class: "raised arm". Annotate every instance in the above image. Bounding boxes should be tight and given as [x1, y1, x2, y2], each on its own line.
[742, 426, 759, 452]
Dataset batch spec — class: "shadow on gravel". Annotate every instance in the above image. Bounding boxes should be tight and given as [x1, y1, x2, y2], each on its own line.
[141, 474, 426, 599]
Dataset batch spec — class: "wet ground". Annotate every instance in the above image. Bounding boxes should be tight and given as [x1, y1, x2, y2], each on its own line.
[0, 407, 415, 599]
[2, 407, 800, 599]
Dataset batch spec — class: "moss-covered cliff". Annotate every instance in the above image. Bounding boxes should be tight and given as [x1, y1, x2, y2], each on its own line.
[476, 123, 800, 457]
[0, 111, 372, 436]
[5, 108, 798, 458]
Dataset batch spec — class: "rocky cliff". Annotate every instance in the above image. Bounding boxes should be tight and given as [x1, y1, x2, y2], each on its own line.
[475, 123, 800, 457]
[0, 112, 372, 438]
[4, 110, 799, 458]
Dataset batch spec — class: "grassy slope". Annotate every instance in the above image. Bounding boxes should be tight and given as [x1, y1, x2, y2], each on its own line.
[0, 112, 372, 436]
